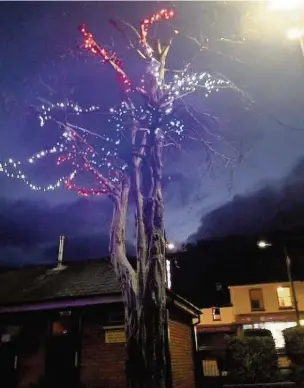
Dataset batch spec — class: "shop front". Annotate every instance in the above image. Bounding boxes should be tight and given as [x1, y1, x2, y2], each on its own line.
[236, 312, 299, 348]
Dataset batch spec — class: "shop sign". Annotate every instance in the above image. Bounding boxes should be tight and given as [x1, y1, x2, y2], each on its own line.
[236, 314, 291, 324]
[197, 325, 235, 333]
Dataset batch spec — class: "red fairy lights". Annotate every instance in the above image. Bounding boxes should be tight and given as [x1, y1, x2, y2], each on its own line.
[140, 9, 175, 55]
[1, 9, 231, 198]
[79, 24, 132, 92]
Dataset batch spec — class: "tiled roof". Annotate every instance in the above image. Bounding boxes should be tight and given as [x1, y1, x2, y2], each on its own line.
[0, 260, 121, 306]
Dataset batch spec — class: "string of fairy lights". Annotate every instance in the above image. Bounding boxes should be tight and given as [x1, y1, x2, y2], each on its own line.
[0, 8, 231, 196]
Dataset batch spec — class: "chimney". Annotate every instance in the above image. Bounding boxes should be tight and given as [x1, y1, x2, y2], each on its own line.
[57, 235, 65, 267]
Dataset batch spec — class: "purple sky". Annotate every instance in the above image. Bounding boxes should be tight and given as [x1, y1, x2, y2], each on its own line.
[1, 2, 304, 266]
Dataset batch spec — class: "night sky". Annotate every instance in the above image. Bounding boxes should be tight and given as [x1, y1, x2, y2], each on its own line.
[1, 1, 304, 272]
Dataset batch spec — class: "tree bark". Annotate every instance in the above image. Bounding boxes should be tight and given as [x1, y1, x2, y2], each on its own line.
[109, 177, 142, 388]
[141, 139, 167, 388]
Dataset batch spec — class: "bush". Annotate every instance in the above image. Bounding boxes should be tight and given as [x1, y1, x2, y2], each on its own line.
[227, 331, 279, 383]
[284, 326, 304, 382]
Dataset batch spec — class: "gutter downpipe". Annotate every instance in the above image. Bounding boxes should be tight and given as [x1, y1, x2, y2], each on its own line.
[193, 315, 203, 388]
[165, 307, 173, 388]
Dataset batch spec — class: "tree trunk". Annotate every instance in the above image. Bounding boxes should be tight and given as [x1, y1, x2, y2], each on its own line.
[140, 139, 167, 388]
[110, 140, 167, 387]
[143, 193, 167, 388]
[109, 178, 143, 388]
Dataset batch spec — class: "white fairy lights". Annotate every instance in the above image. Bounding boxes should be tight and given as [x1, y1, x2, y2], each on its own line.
[0, 8, 232, 196]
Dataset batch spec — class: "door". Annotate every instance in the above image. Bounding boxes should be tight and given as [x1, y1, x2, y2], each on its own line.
[45, 314, 80, 387]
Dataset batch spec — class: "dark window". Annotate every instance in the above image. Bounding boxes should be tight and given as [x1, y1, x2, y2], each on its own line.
[108, 311, 124, 324]
[212, 307, 221, 321]
[249, 289, 264, 311]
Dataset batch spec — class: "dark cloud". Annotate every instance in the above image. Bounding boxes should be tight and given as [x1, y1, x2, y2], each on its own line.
[189, 157, 304, 241]
[0, 196, 136, 267]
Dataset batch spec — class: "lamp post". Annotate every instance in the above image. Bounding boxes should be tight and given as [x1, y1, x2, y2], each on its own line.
[257, 240, 300, 325]
[164, 240, 175, 388]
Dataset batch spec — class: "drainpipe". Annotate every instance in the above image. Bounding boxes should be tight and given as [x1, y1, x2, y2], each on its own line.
[193, 315, 203, 388]
[165, 307, 173, 388]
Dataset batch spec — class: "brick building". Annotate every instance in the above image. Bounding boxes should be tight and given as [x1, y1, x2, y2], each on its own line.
[0, 260, 200, 388]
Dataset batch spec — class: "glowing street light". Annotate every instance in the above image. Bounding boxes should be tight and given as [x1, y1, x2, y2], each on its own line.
[257, 240, 272, 249]
[166, 242, 175, 251]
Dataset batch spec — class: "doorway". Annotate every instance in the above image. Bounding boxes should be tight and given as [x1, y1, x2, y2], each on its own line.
[45, 313, 80, 387]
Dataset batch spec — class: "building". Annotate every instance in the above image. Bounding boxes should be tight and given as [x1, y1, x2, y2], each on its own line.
[195, 281, 304, 376]
[230, 281, 304, 348]
[0, 260, 201, 388]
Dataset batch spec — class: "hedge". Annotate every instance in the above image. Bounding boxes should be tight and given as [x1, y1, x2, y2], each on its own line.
[227, 330, 279, 383]
[244, 329, 273, 338]
[284, 327, 304, 382]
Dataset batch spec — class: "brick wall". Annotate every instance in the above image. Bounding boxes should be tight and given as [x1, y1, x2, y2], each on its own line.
[81, 323, 126, 388]
[169, 316, 196, 388]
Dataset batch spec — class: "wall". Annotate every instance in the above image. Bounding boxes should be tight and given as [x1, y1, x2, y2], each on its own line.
[169, 313, 196, 388]
[199, 307, 234, 326]
[81, 323, 126, 388]
[230, 281, 304, 317]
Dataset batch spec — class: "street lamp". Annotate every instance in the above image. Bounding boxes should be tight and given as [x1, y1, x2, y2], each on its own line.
[257, 241, 272, 249]
[257, 240, 300, 325]
[166, 242, 175, 251]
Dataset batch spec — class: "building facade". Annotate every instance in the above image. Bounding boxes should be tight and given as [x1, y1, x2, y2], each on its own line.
[230, 281, 304, 348]
[0, 260, 201, 388]
[195, 281, 304, 377]
[196, 281, 304, 349]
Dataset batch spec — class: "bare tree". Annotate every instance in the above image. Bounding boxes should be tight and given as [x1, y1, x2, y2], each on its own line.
[1, 7, 244, 388]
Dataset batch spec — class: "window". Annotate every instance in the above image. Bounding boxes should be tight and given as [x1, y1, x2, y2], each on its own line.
[249, 288, 264, 311]
[52, 317, 72, 336]
[277, 287, 292, 308]
[108, 311, 124, 324]
[212, 307, 221, 321]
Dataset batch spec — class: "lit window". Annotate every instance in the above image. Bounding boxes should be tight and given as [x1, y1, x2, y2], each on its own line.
[277, 287, 292, 308]
[249, 289, 264, 311]
[52, 318, 71, 336]
[212, 307, 221, 321]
